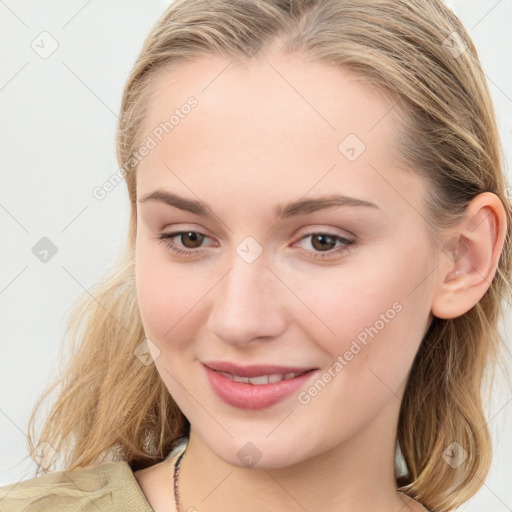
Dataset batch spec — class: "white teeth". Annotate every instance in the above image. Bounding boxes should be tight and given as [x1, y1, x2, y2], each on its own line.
[218, 370, 307, 384]
[248, 375, 269, 385]
[232, 374, 250, 383]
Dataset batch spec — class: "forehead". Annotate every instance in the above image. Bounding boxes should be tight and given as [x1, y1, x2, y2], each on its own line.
[141, 52, 398, 144]
[136, 53, 424, 219]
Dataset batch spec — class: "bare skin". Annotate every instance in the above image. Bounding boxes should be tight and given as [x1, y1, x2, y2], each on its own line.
[133, 456, 429, 512]
[133, 459, 176, 512]
[132, 47, 506, 512]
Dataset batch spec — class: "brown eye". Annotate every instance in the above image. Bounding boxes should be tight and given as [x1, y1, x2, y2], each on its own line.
[296, 232, 356, 260]
[179, 231, 205, 249]
[156, 230, 213, 256]
[310, 234, 337, 252]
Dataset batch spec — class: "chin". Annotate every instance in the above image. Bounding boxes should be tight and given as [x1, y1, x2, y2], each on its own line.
[208, 437, 311, 470]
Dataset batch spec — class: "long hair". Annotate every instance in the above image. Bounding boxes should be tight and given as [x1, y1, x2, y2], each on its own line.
[26, 1, 512, 511]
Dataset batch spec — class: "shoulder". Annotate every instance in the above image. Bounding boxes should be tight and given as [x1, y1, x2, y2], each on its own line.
[0, 461, 154, 512]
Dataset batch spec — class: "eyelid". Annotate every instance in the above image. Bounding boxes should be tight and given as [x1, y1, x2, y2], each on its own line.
[160, 224, 355, 246]
[294, 224, 356, 241]
[165, 230, 216, 246]
[156, 226, 356, 262]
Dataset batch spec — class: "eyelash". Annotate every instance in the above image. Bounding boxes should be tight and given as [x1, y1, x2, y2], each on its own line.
[155, 230, 356, 260]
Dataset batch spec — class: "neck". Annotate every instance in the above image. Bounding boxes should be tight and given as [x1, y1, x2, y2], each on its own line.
[177, 398, 409, 512]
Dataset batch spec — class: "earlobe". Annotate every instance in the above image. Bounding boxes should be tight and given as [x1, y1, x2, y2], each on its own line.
[431, 192, 507, 320]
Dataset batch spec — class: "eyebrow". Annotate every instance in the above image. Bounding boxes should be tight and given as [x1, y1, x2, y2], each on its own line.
[138, 189, 380, 219]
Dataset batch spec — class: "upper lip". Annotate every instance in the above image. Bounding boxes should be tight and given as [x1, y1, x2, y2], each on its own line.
[202, 361, 317, 378]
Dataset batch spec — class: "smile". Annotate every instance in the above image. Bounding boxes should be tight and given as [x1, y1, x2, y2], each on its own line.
[203, 364, 317, 410]
[216, 370, 310, 385]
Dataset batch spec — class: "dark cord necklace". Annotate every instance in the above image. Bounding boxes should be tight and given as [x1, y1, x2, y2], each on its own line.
[173, 449, 186, 512]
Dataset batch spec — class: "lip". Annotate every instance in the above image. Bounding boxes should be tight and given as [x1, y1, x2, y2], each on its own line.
[202, 360, 316, 378]
[202, 362, 318, 410]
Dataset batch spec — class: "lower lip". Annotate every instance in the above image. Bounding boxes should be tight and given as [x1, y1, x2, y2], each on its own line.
[203, 364, 317, 410]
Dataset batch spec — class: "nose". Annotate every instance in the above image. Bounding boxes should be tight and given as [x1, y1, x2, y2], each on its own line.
[207, 250, 287, 347]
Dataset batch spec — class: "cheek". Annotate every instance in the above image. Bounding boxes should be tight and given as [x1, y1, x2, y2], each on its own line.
[135, 243, 193, 343]
[303, 246, 432, 391]
[135, 240, 218, 360]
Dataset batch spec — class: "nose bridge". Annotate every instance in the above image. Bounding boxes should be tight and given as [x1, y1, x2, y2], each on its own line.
[207, 242, 286, 345]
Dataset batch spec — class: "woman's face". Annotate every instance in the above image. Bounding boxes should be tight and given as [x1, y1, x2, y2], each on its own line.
[135, 52, 438, 468]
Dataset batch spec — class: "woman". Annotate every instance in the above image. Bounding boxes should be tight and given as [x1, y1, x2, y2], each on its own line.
[1, 1, 510, 511]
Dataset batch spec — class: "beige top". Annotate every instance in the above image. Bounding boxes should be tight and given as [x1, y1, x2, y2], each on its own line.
[0, 441, 434, 512]
[0, 460, 157, 512]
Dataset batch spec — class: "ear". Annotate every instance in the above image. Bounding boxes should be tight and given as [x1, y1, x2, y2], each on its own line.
[431, 192, 508, 320]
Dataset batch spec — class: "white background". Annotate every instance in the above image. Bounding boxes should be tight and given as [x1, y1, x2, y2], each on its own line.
[1, 1, 511, 510]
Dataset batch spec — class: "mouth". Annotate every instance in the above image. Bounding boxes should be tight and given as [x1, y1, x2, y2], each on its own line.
[202, 360, 318, 378]
[202, 361, 319, 410]
[212, 369, 313, 385]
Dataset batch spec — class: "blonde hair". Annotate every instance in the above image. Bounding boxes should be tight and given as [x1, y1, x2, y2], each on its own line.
[26, 1, 512, 511]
